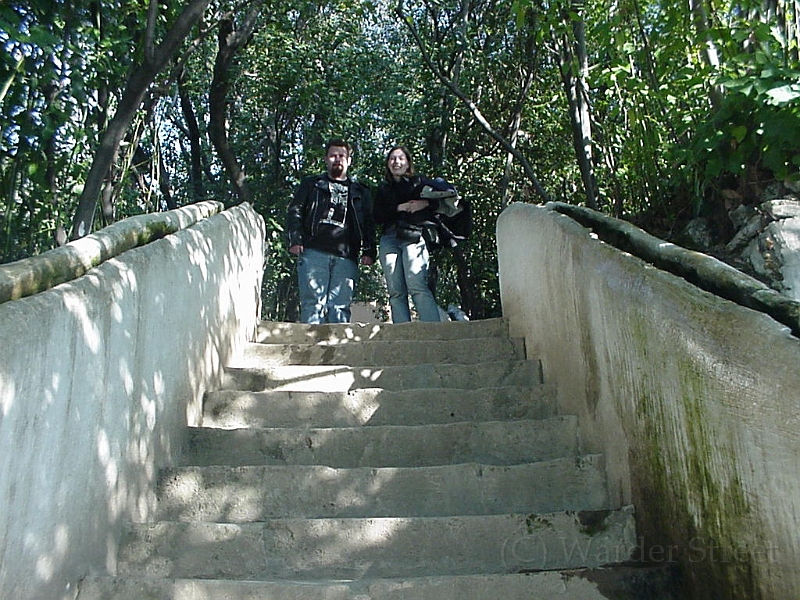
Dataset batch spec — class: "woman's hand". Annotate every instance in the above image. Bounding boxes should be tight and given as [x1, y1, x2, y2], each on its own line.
[398, 199, 429, 213]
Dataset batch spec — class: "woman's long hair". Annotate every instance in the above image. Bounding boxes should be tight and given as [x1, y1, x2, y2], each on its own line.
[383, 145, 416, 182]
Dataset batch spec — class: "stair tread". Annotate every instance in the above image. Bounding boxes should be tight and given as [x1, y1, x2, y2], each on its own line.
[76, 318, 667, 599]
[202, 384, 558, 428]
[255, 317, 512, 344]
[232, 336, 525, 367]
[156, 456, 610, 520]
[182, 416, 579, 467]
[118, 508, 637, 579]
[78, 565, 677, 600]
[221, 359, 542, 392]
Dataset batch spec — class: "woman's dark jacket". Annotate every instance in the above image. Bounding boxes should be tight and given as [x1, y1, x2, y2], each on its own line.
[373, 175, 437, 233]
[286, 173, 377, 261]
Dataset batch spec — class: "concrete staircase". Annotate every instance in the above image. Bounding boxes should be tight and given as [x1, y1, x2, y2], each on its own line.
[77, 318, 673, 599]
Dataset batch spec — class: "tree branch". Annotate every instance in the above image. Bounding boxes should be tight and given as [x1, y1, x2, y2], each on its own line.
[208, 0, 267, 204]
[70, 0, 212, 240]
[396, 0, 550, 203]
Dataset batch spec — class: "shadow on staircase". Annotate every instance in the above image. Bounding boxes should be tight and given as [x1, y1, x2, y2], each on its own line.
[77, 318, 677, 599]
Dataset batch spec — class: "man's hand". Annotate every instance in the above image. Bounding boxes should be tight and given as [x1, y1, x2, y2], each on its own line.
[289, 244, 303, 255]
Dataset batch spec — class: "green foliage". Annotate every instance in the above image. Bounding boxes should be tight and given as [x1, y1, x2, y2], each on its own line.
[691, 23, 800, 191]
[0, 0, 179, 261]
[5, 0, 800, 319]
[691, 90, 800, 184]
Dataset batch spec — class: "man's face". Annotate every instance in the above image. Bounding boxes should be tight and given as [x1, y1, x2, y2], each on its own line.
[325, 146, 351, 180]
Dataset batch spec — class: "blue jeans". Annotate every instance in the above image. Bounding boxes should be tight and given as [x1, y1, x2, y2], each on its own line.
[297, 248, 359, 323]
[379, 231, 441, 323]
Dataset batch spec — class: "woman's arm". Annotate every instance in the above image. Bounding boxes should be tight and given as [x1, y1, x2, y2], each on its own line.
[398, 199, 430, 213]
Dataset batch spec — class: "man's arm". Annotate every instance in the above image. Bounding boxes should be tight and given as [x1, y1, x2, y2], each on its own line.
[359, 185, 378, 264]
[286, 177, 312, 252]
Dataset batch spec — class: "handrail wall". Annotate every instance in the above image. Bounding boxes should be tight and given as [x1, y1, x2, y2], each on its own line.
[497, 202, 800, 600]
[0, 202, 265, 599]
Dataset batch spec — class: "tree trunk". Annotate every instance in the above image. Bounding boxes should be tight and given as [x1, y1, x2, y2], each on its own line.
[209, 19, 250, 204]
[42, 81, 68, 246]
[500, 66, 535, 209]
[208, 2, 266, 204]
[558, 4, 598, 209]
[158, 147, 177, 210]
[70, 0, 211, 240]
[452, 245, 484, 319]
[689, 0, 723, 107]
[178, 65, 206, 202]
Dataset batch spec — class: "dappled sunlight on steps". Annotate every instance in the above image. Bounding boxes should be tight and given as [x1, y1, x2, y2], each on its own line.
[77, 317, 676, 599]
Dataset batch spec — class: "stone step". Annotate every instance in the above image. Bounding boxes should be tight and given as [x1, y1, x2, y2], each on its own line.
[77, 317, 673, 600]
[256, 317, 512, 344]
[117, 507, 637, 580]
[220, 359, 542, 393]
[202, 384, 558, 428]
[182, 416, 579, 467]
[231, 336, 525, 367]
[77, 565, 678, 600]
[155, 455, 608, 521]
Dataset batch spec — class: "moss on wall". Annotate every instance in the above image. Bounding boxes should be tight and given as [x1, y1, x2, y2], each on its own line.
[627, 350, 763, 599]
[498, 201, 800, 599]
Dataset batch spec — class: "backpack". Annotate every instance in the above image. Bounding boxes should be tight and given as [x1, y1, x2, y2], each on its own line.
[412, 177, 473, 250]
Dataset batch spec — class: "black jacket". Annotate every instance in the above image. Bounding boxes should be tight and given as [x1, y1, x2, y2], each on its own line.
[286, 174, 377, 261]
[373, 175, 437, 231]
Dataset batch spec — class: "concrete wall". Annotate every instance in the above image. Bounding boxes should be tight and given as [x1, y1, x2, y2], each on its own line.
[497, 202, 800, 600]
[0, 202, 265, 599]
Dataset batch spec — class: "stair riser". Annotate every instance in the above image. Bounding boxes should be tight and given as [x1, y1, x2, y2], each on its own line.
[184, 416, 578, 467]
[78, 318, 664, 599]
[233, 337, 525, 368]
[156, 456, 609, 521]
[118, 509, 636, 580]
[221, 360, 542, 393]
[202, 385, 558, 428]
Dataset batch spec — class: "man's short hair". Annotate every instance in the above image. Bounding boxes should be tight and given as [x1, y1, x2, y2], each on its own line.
[325, 138, 352, 157]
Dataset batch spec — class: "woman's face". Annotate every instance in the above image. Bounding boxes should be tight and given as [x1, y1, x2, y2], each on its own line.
[387, 149, 409, 179]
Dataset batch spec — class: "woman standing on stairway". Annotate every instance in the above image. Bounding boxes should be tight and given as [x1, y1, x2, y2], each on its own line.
[372, 145, 441, 323]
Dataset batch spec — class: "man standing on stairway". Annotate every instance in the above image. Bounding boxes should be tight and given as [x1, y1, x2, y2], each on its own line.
[286, 139, 377, 323]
